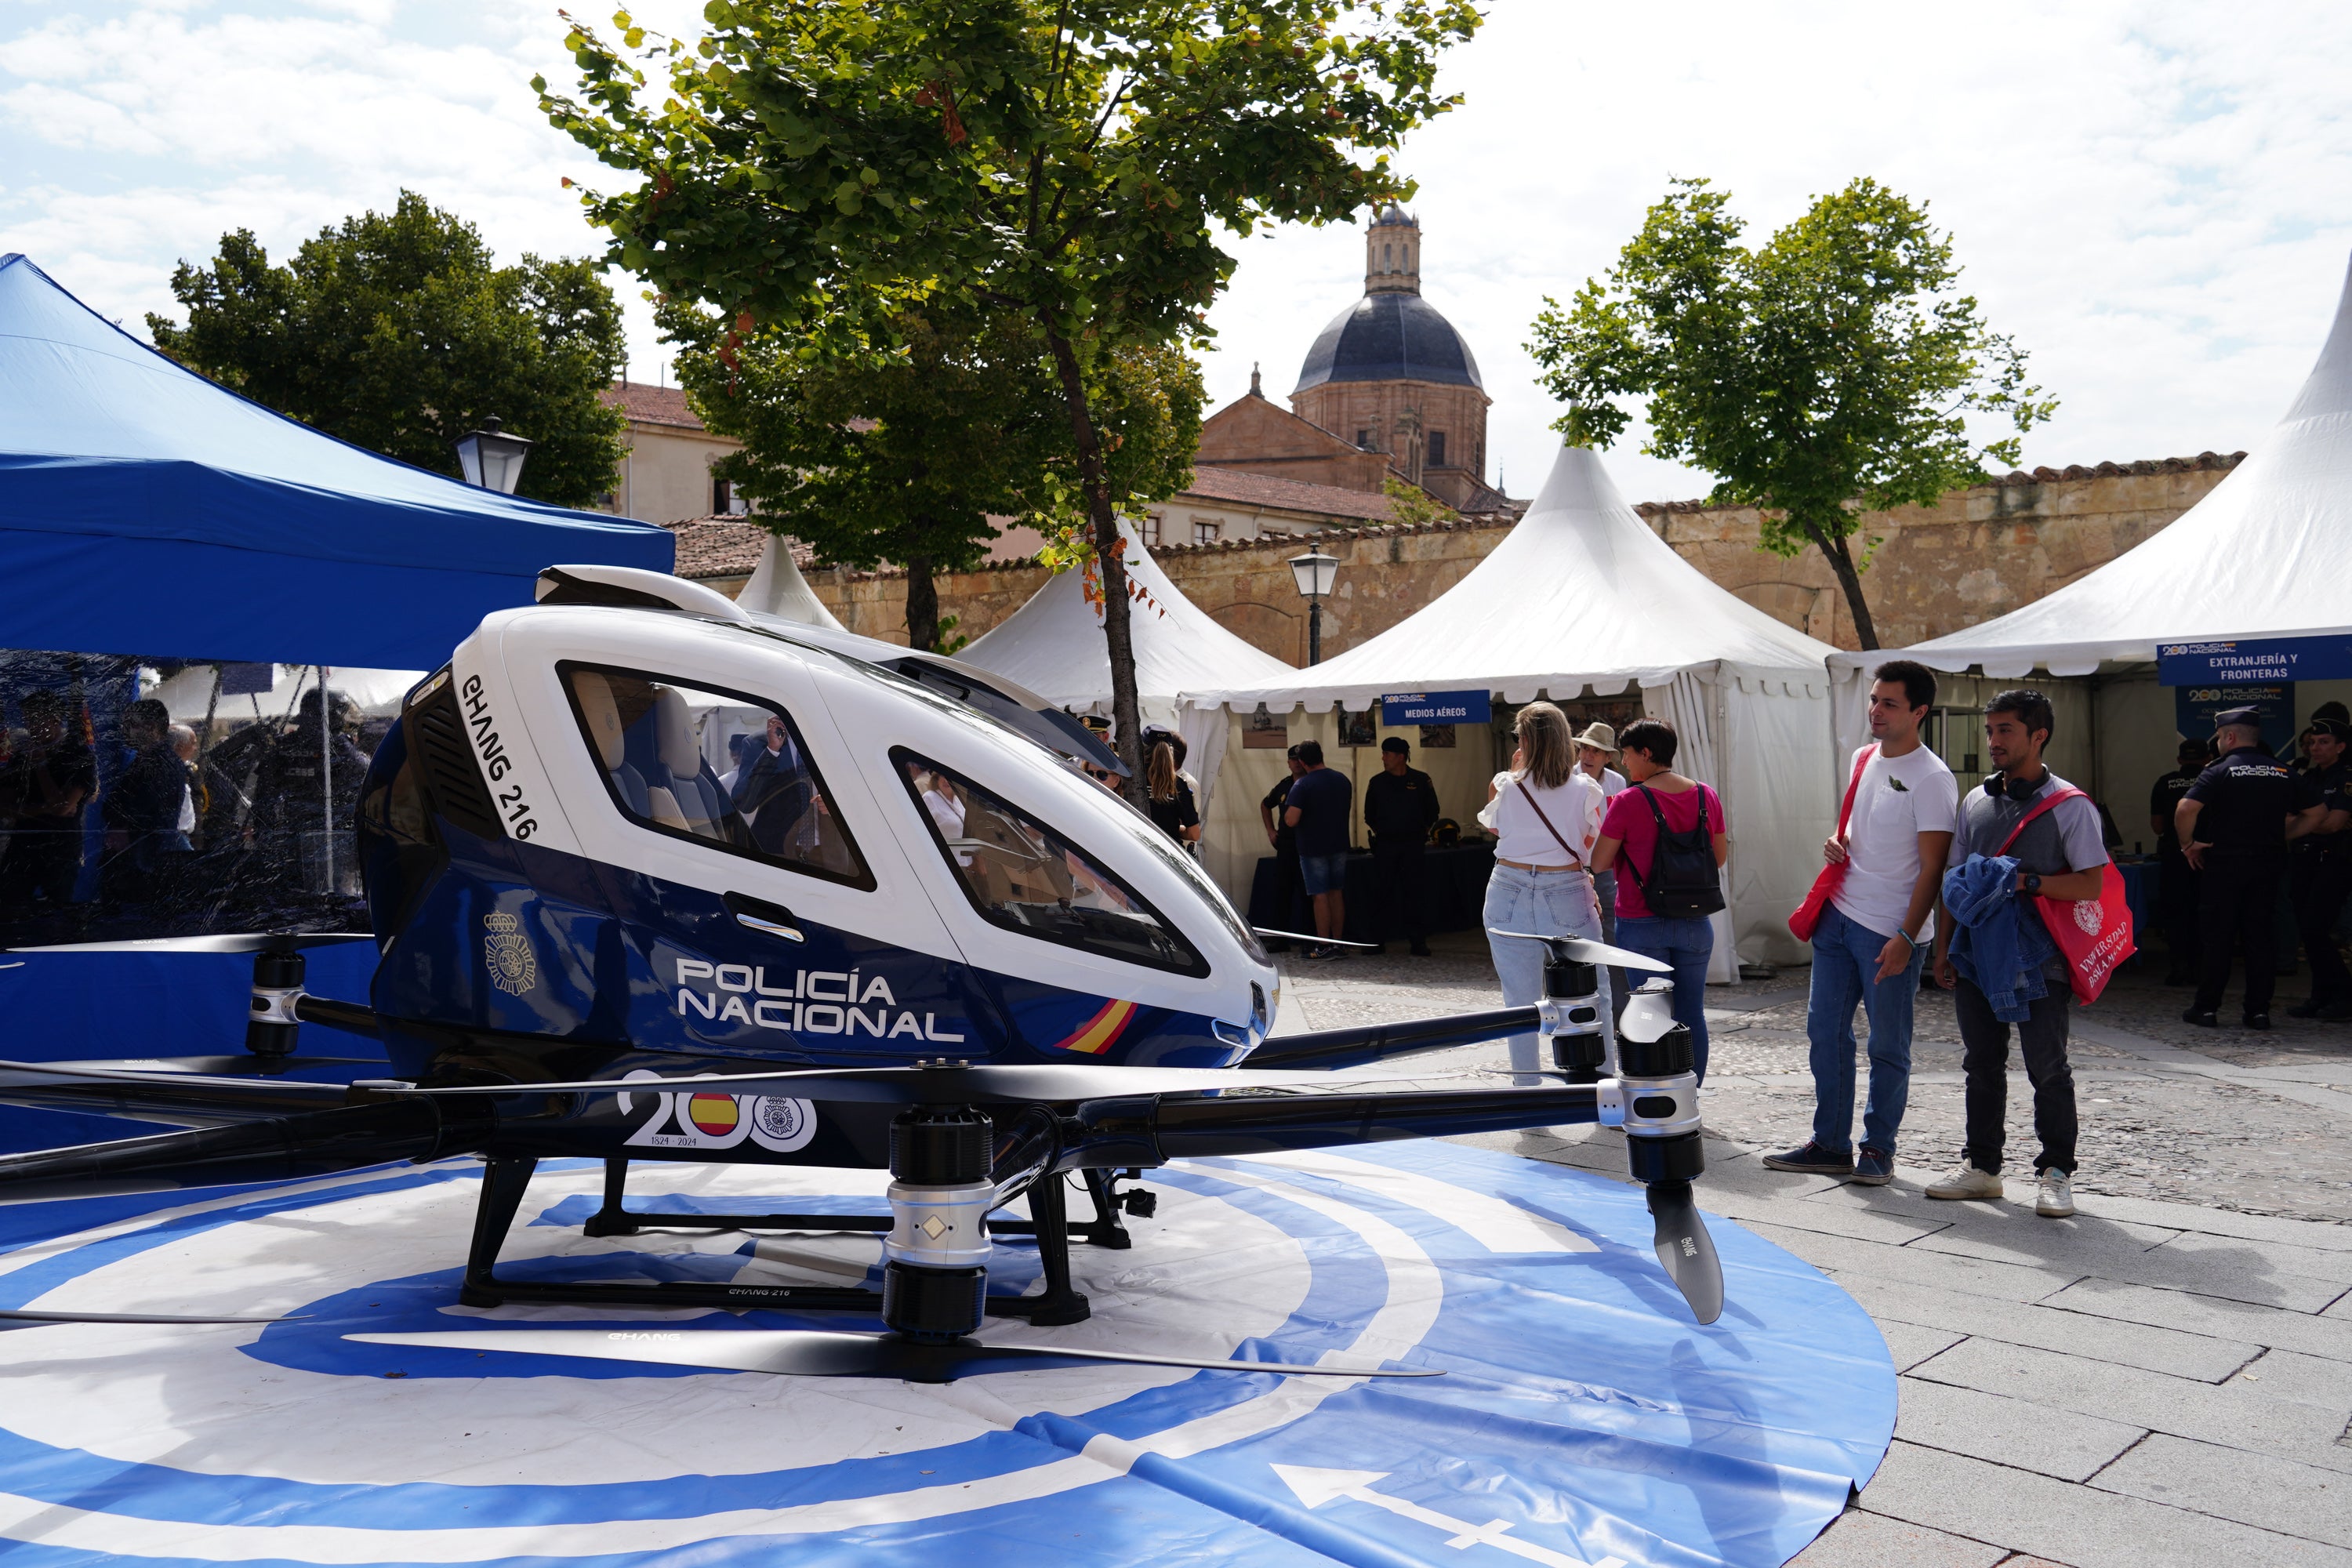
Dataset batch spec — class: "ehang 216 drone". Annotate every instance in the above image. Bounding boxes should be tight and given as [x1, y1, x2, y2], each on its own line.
[0, 564, 1721, 1383]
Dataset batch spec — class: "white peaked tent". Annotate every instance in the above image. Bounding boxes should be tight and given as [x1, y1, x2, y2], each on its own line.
[1842, 253, 2352, 801]
[1194, 444, 1844, 975]
[738, 534, 845, 629]
[958, 520, 1295, 815]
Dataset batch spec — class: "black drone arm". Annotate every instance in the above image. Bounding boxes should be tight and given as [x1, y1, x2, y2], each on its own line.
[1239, 1007, 1539, 1071]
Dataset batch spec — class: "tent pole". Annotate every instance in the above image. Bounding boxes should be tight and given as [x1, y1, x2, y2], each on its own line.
[319, 666, 332, 894]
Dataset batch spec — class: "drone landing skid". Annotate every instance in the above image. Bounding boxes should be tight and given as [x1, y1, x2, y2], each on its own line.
[464, 1156, 1127, 1327]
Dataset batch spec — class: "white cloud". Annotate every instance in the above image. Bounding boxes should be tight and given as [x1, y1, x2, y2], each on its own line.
[5, 0, 2350, 503]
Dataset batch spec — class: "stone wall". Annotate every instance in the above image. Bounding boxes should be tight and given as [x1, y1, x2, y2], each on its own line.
[798, 454, 2246, 659]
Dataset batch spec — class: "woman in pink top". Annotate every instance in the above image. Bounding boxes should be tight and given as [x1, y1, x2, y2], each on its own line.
[1592, 718, 1730, 1081]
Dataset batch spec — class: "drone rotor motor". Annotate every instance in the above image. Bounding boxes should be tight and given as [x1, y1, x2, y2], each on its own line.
[881, 1105, 996, 1342]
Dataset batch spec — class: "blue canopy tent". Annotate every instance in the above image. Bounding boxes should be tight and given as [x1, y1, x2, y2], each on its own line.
[0, 252, 671, 667]
[0, 255, 672, 1132]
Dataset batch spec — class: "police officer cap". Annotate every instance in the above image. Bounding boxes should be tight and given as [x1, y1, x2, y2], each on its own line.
[2312, 718, 2352, 742]
[2212, 706, 2263, 731]
[2176, 736, 2209, 760]
[1381, 736, 1410, 756]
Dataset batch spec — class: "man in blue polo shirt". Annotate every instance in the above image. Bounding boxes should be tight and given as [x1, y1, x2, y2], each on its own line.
[1283, 740, 1355, 960]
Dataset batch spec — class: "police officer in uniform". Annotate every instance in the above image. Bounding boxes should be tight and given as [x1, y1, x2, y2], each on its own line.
[251, 688, 371, 898]
[1362, 735, 1441, 955]
[2149, 738, 2210, 985]
[2287, 717, 2352, 1018]
[2176, 707, 2297, 1029]
[1256, 746, 1308, 946]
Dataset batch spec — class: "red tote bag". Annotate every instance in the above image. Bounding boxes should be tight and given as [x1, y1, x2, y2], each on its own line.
[2000, 786, 2137, 1005]
[1788, 745, 1876, 942]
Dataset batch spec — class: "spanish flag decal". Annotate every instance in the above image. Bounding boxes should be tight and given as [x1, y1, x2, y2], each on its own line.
[1051, 998, 1138, 1055]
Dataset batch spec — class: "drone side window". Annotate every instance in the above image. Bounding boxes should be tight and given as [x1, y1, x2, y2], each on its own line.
[891, 748, 1207, 978]
[557, 662, 875, 891]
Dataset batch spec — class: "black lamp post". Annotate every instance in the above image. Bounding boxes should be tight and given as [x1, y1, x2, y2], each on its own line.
[456, 417, 533, 495]
[1288, 547, 1339, 665]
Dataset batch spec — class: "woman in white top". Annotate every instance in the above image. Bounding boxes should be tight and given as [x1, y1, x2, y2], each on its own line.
[1482, 702, 1610, 1081]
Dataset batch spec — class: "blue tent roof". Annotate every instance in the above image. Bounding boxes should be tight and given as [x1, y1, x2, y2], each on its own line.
[0, 253, 673, 668]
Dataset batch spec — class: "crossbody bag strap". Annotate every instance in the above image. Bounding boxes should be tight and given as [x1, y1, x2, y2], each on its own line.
[1997, 785, 2086, 857]
[1838, 746, 1877, 836]
[1514, 779, 1584, 869]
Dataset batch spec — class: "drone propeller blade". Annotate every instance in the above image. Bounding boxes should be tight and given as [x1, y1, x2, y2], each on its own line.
[365, 1062, 1380, 1105]
[1252, 928, 1379, 951]
[1486, 930, 1672, 974]
[1644, 1179, 1724, 1326]
[0, 1098, 490, 1200]
[347, 1328, 1436, 1384]
[0, 1308, 292, 1331]
[1240, 1006, 1538, 1071]
[5, 932, 374, 956]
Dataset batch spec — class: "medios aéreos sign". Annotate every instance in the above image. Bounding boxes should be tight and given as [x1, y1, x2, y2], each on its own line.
[1380, 690, 1493, 725]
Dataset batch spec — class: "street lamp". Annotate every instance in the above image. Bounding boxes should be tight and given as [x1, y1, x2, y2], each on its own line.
[1287, 547, 1340, 665]
[455, 417, 534, 495]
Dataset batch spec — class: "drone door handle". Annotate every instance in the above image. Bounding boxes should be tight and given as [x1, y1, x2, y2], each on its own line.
[724, 891, 805, 944]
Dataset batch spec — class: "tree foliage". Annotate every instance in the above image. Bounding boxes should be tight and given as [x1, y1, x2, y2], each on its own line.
[147, 191, 628, 509]
[1527, 177, 2056, 649]
[539, 0, 1478, 786]
[674, 303, 1200, 652]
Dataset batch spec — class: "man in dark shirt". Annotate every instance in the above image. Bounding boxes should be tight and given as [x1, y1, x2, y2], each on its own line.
[1362, 736, 1440, 956]
[2177, 707, 2298, 1029]
[1283, 739, 1354, 959]
[2149, 738, 2209, 985]
[2287, 717, 2352, 1019]
[731, 713, 822, 858]
[1257, 746, 1308, 946]
[101, 698, 194, 909]
[0, 690, 98, 925]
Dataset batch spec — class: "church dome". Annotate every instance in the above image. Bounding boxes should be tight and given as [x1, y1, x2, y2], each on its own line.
[1293, 292, 1484, 394]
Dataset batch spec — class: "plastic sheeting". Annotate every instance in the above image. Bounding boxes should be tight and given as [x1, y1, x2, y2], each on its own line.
[1868, 251, 2352, 679]
[0, 1140, 1892, 1566]
[0, 254, 672, 670]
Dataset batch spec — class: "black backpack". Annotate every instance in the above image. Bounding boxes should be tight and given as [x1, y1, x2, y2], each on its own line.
[1633, 785, 1726, 919]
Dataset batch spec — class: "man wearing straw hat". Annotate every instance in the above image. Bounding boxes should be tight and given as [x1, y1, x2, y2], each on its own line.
[1573, 724, 1628, 943]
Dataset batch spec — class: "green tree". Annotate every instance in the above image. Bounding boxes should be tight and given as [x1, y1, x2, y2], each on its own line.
[1527, 177, 2056, 649]
[539, 0, 1476, 788]
[1381, 475, 1455, 528]
[147, 191, 628, 509]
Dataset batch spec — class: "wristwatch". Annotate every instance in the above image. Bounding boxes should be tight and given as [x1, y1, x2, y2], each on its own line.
[2020, 873, 2043, 898]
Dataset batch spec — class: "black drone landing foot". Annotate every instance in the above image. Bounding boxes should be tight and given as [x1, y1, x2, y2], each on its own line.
[583, 1159, 891, 1239]
[459, 1155, 882, 1315]
[1080, 1168, 1134, 1250]
[985, 1173, 1090, 1327]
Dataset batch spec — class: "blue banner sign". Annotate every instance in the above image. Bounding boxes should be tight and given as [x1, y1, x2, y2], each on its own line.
[2174, 682, 2296, 755]
[1381, 689, 1492, 725]
[2157, 636, 2352, 686]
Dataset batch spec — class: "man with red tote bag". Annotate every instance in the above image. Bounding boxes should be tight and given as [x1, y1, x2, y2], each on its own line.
[1766, 662, 1958, 1186]
[1929, 690, 2112, 1219]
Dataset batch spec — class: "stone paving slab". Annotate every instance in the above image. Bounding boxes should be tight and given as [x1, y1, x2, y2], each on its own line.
[1910, 1221, 2350, 1311]
[2043, 1276, 2352, 1361]
[1880, 1319, 1969, 1374]
[1736, 1217, 2077, 1305]
[1788, 1506, 2008, 1567]
[2091, 1432, 2352, 1551]
[1857, 1441, 2352, 1567]
[1892, 1376, 2147, 1481]
[1835, 1275, 2261, 1382]
[1906, 1337, 2352, 1476]
[2227, 1345, 2352, 1409]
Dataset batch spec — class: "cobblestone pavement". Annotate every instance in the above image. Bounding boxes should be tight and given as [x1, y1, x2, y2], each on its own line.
[1272, 935, 2352, 1567]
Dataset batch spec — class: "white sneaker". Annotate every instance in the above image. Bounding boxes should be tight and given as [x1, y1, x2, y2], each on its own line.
[1924, 1163, 2005, 1201]
[2036, 1169, 2076, 1218]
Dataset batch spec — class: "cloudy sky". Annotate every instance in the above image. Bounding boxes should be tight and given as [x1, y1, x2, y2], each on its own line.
[7, 0, 2350, 505]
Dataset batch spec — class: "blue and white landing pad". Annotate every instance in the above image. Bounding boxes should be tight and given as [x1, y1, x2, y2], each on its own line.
[0, 1142, 1893, 1567]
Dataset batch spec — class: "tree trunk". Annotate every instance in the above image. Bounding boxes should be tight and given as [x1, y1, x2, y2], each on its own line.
[1044, 329, 1146, 803]
[1804, 521, 1881, 652]
[904, 550, 939, 653]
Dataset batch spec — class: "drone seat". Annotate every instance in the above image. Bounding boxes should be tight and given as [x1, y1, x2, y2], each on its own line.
[571, 670, 652, 816]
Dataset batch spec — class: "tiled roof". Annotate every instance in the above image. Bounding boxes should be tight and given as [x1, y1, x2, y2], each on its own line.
[1632, 452, 2248, 514]
[1172, 466, 1410, 523]
[664, 517, 811, 579]
[601, 381, 705, 430]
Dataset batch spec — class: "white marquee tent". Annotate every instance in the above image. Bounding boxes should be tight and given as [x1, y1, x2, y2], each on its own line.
[738, 534, 845, 630]
[1192, 444, 1844, 975]
[956, 521, 1295, 826]
[1840, 254, 2352, 808]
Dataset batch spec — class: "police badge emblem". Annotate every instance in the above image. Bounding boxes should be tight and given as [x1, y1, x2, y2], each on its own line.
[483, 911, 538, 996]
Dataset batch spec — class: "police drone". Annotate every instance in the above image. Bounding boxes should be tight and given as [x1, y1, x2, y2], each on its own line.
[0, 564, 1720, 1384]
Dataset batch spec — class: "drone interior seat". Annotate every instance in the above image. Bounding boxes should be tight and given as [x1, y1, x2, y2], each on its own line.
[570, 670, 652, 816]
[650, 687, 736, 840]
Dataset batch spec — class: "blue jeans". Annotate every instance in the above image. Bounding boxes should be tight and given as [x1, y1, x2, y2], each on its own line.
[1483, 864, 1608, 1077]
[1807, 902, 1925, 1156]
[1613, 914, 1714, 1083]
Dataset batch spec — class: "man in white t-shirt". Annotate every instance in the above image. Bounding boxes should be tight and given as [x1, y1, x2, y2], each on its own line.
[1766, 661, 1958, 1186]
